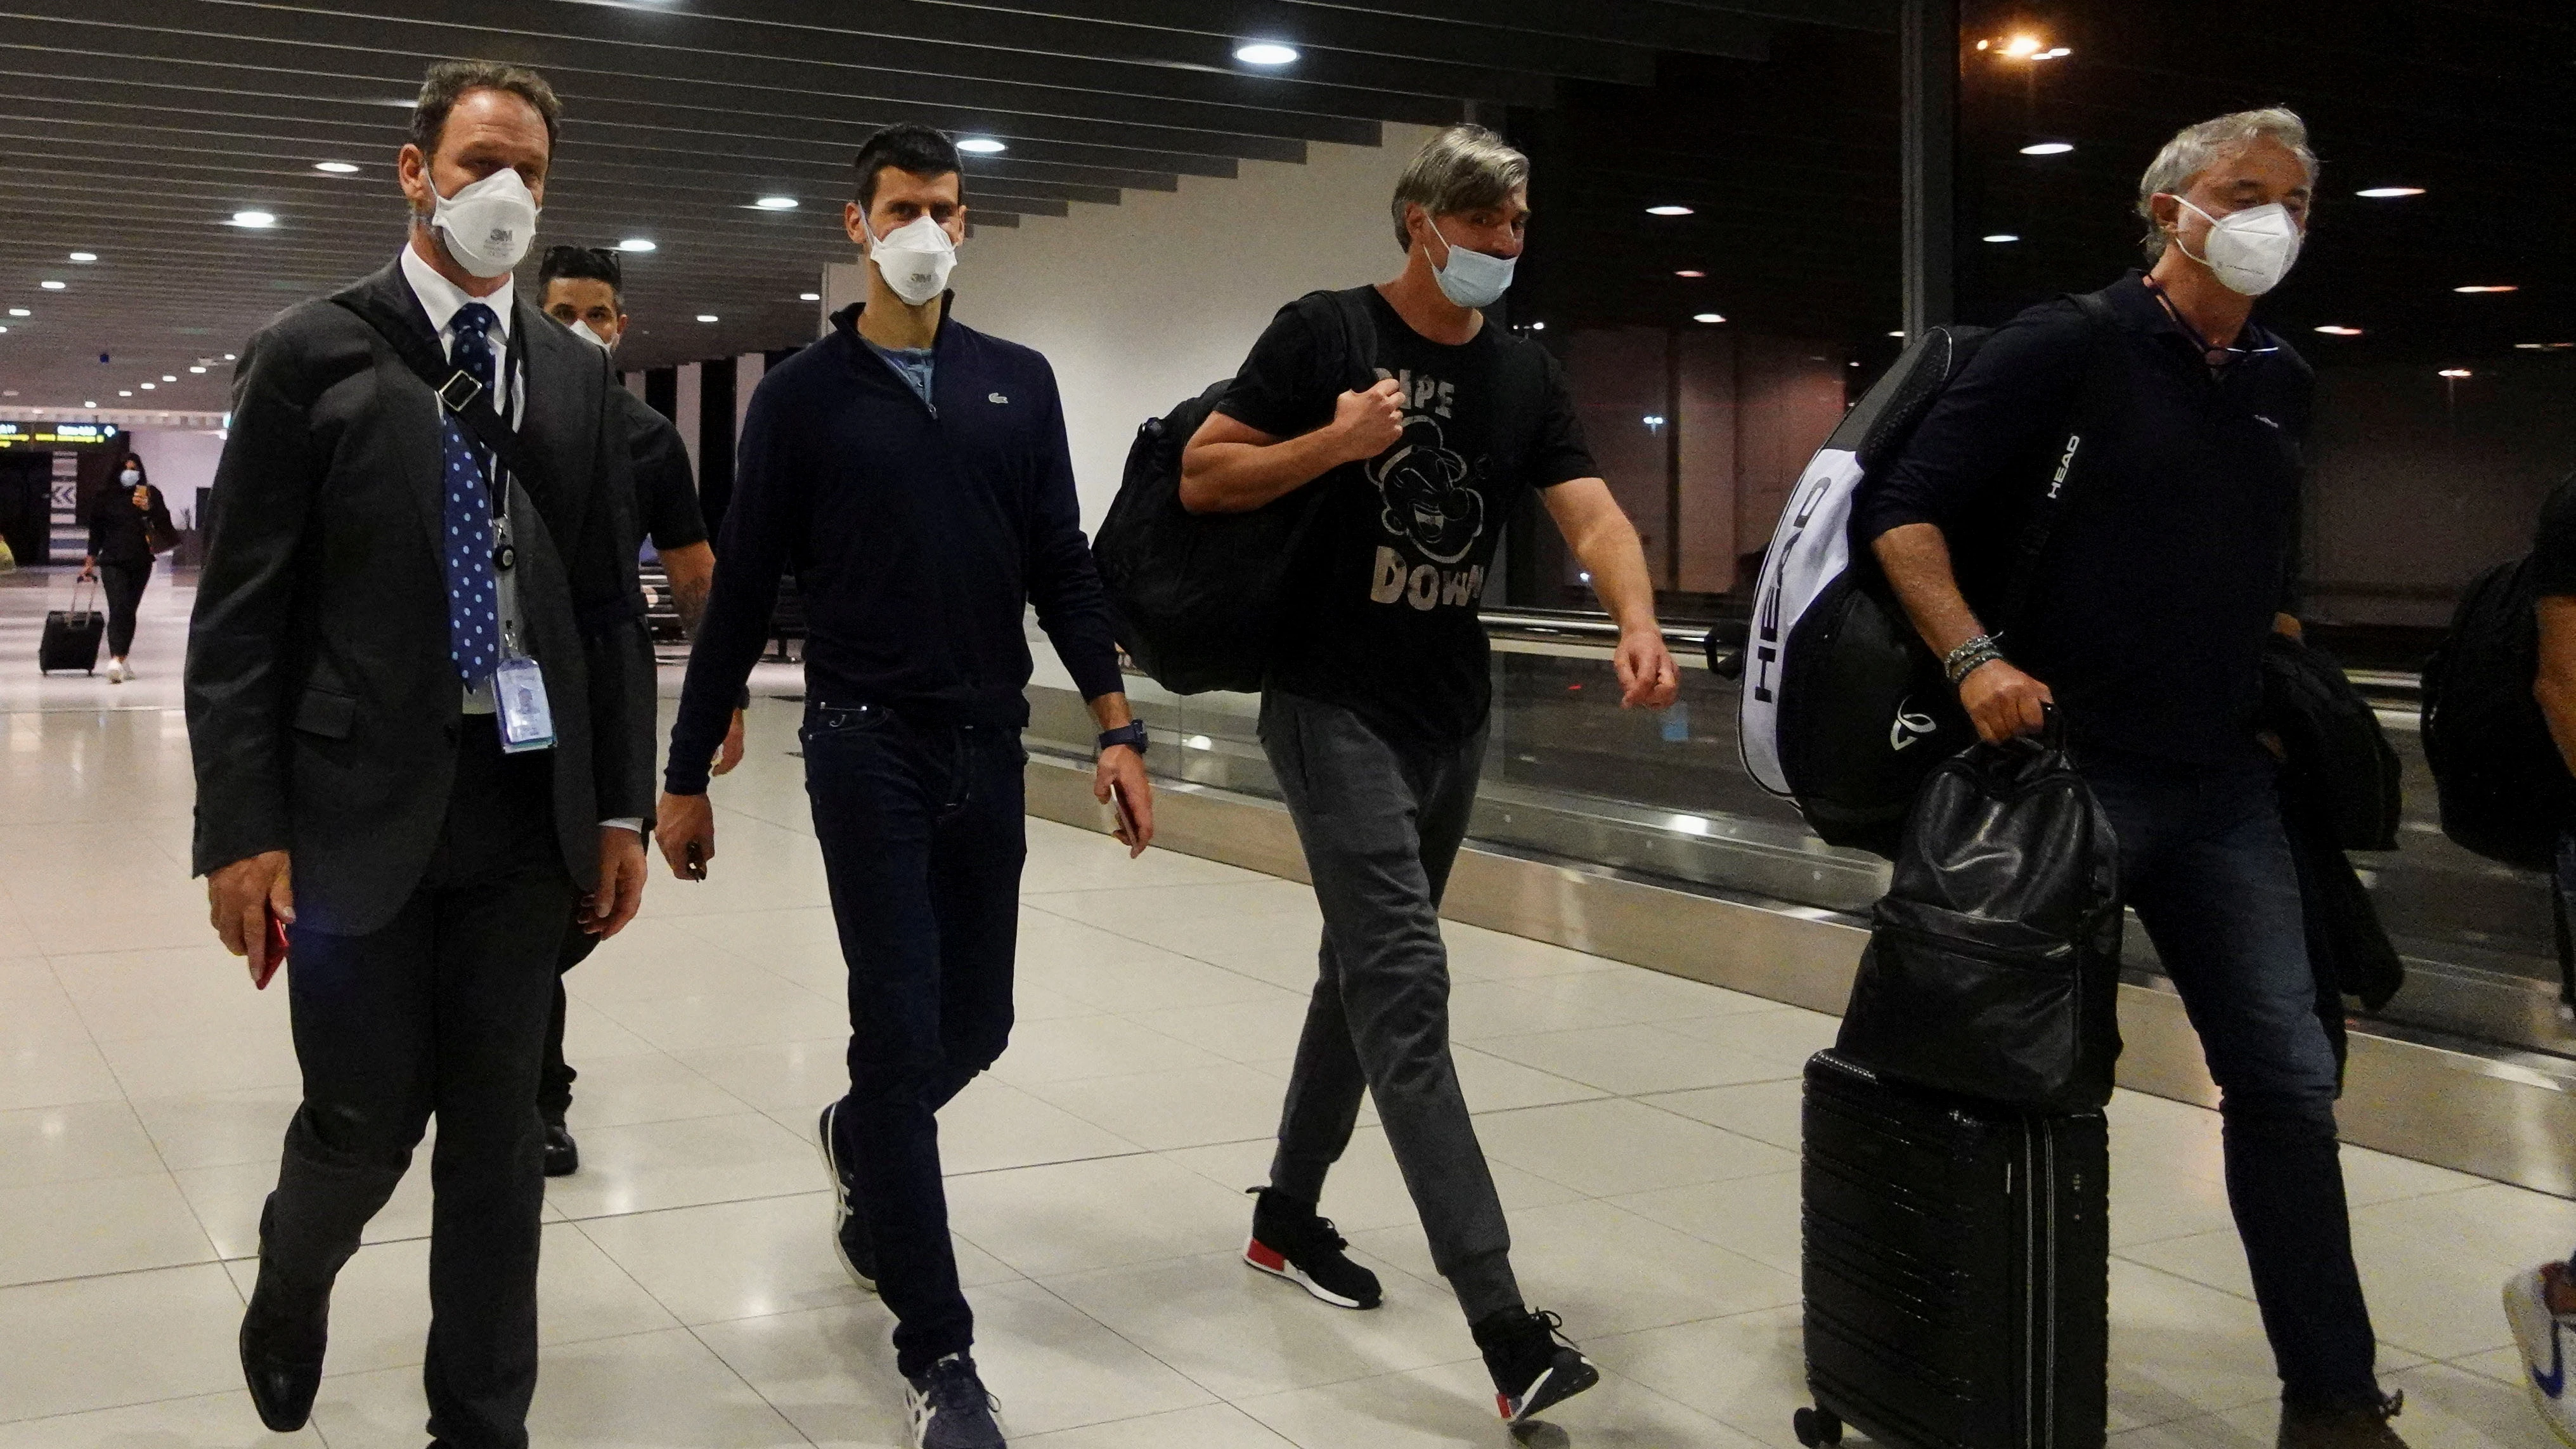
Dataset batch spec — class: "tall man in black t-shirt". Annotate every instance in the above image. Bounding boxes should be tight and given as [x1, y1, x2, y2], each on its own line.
[533, 244, 747, 1176]
[1858, 110, 2407, 1449]
[1181, 124, 1678, 1428]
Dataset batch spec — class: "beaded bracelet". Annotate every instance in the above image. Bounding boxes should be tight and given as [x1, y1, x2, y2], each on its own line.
[1944, 634, 2005, 686]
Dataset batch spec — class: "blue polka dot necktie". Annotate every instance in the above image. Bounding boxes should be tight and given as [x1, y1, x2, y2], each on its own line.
[441, 302, 502, 684]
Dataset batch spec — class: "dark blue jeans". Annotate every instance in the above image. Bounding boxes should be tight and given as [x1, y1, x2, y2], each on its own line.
[803, 702, 1026, 1378]
[2083, 753, 2380, 1408]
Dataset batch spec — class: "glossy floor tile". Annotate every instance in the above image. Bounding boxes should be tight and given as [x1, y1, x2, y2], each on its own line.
[0, 575, 2569, 1447]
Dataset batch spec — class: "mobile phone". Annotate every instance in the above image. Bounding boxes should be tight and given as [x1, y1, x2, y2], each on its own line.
[684, 840, 708, 881]
[253, 905, 288, 990]
[1109, 780, 1142, 848]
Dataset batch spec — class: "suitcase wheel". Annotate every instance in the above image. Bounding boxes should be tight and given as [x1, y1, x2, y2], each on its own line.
[1793, 1407, 1843, 1448]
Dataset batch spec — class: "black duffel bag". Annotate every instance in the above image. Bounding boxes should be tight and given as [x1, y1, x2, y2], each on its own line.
[1091, 289, 1376, 696]
[1836, 712, 2124, 1112]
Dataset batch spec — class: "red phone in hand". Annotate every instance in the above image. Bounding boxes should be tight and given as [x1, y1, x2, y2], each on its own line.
[253, 905, 288, 990]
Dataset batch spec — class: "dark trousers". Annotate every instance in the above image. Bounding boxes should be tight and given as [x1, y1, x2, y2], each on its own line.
[540, 925, 597, 1125]
[1259, 689, 1518, 1323]
[804, 701, 1025, 1379]
[2083, 753, 2380, 1407]
[266, 720, 572, 1449]
[97, 560, 146, 656]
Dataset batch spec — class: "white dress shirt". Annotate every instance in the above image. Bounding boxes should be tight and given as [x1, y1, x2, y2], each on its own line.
[399, 245, 642, 838]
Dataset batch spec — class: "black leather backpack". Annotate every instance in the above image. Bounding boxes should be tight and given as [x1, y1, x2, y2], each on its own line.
[1835, 713, 2124, 1112]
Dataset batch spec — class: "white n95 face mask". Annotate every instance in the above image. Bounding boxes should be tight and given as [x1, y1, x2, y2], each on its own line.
[2175, 198, 2302, 297]
[569, 319, 615, 352]
[1429, 219, 1515, 309]
[429, 167, 540, 280]
[866, 214, 957, 306]
[119, 469, 140, 485]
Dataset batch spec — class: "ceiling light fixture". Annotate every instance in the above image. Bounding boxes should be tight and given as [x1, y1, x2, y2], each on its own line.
[6, 309, 26, 318]
[2455, 285, 2518, 294]
[1674, 269, 1705, 278]
[696, 313, 718, 322]
[2437, 368, 2472, 379]
[118, 390, 131, 397]
[2021, 141, 2074, 155]
[313, 161, 359, 174]
[38, 281, 63, 290]
[618, 238, 657, 252]
[1887, 330, 1906, 338]
[161, 374, 176, 382]
[754, 196, 798, 210]
[1647, 204, 1695, 216]
[799, 292, 822, 301]
[230, 210, 276, 228]
[67, 251, 95, 263]
[2356, 186, 2424, 198]
[2515, 342, 2576, 351]
[224, 353, 236, 360]
[2314, 325, 2364, 336]
[1983, 233, 2021, 243]
[188, 365, 207, 373]
[2002, 34, 2043, 57]
[957, 138, 1007, 155]
[84, 401, 95, 408]
[1234, 41, 1300, 65]
[140, 383, 154, 391]
[1692, 313, 1725, 324]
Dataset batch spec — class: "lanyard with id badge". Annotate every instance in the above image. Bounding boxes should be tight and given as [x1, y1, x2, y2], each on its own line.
[456, 345, 555, 755]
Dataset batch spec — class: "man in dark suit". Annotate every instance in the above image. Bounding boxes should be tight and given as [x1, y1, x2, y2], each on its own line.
[185, 59, 656, 1449]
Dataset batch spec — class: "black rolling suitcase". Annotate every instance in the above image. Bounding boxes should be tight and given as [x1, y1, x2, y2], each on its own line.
[1795, 1049, 2108, 1449]
[40, 578, 104, 675]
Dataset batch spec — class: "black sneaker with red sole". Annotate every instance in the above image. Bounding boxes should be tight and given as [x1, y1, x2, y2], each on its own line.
[1243, 1186, 1382, 1310]
[1475, 1306, 1599, 1424]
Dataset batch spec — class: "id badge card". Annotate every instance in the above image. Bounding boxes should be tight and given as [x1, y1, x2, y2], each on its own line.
[493, 655, 557, 753]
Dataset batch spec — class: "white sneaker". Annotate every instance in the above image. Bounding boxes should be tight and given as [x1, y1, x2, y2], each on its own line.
[105, 660, 124, 684]
[2503, 1266, 2576, 1448]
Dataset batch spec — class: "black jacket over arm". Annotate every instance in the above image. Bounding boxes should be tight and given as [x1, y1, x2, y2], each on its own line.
[186, 261, 655, 936]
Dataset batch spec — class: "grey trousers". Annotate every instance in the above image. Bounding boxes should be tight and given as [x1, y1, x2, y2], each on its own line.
[1260, 689, 1519, 1321]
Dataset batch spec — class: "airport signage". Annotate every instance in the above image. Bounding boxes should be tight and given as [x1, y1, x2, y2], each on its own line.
[0, 421, 120, 447]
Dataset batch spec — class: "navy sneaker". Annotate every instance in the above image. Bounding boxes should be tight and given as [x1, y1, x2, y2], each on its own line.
[1473, 1306, 1600, 1424]
[1244, 1186, 1382, 1309]
[814, 1100, 877, 1291]
[905, 1353, 1006, 1448]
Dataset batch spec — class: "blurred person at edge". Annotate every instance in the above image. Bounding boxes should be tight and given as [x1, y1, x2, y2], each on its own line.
[1854, 109, 2410, 1449]
[652, 122, 1155, 1449]
[533, 242, 744, 1179]
[186, 58, 656, 1449]
[1179, 123, 1680, 1429]
[79, 449, 173, 683]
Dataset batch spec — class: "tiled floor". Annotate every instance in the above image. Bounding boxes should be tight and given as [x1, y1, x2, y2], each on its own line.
[0, 569, 2569, 1448]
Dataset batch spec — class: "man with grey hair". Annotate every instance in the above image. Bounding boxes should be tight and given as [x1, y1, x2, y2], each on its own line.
[191, 58, 655, 1445]
[1856, 109, 2408, 1449]
[1181, 122, 1679, 1427]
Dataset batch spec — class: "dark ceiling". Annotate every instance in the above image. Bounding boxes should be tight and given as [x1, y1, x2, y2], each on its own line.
[0, 0, 1895, 418]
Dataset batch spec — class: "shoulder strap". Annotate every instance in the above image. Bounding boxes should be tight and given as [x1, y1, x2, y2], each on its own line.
[329, 293, 550, 497]
[1324, 288, 1380, 393]
[1999, 290, 2121, 638]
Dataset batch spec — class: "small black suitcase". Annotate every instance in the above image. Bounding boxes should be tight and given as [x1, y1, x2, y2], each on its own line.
[1796, 1050, 2108, 1449]
[41, 580, 104, 675]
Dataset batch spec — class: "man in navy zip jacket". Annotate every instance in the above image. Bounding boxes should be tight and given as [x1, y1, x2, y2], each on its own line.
[655, 124, 1154, 1449]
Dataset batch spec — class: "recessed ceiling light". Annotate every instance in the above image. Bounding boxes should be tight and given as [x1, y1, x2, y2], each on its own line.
[2020, 141, 2074, 155]
[6, 309, 27, 318]
[1692, 313, 1725, 324]
[67, 251, 95, 263]
[1674, 269, 1705, 278]
[2314, 325, 2364, 336]
[2042, 46, 2071, 58]
[1234, 41, 1300, 65]
[2514, 342, 2576, 351]
[139, 383, 155, 391]
[2438, 368, 2472, 378]
[0, 327, 9, 334]
[223, 352, 236, 360]
[2356, 186, 2424, 198]
[799, 292, 822, 301]
[754, 196, 798, 210]
[1647, 205, 1695, 217]
[118, 390, 132, 396]
[696, 314, 718, 323]
[1983, 233, 2021, 243]
[618, 238, 657, 252]
[161, 374, 176, 381]
[2002, 34, 2043, 56]
[313, 161, 359, 174]
[230, 210, 276, 228]
[83, 401, 94, 408]
[188, 365, 207, 373]
[1887, 330, 1906, 337]
[38, 281, 63, 290]
[957, 138, 1007, 155]
[2455, 285, 2518, 294]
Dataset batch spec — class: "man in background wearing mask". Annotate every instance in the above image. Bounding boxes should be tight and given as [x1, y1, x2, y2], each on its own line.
[534, 242, 744, 1177]
[1858, 110, 2405, 1449]
[187, 60, 655, 1446]
[653, 122, 1153, 1449]
[1179, 123, 1678, 1429]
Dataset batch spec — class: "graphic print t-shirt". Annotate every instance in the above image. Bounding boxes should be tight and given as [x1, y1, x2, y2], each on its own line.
[1219, 287, 1595, 752]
